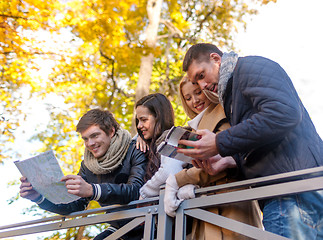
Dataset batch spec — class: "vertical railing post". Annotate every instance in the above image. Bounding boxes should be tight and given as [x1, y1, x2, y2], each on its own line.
[143, 208, 155, 240]
[156, 185, 173, 240]
[174, 203, 186, 240]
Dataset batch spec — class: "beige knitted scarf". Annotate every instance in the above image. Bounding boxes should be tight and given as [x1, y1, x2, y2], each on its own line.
[83, 128, 132, 174]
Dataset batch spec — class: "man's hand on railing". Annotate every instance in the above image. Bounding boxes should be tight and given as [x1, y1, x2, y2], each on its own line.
[19, 177, 41, 201]
[164, 174, 183, 217]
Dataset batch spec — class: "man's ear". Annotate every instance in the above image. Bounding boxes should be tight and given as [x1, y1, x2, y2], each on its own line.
[209, 53, 221, 63]
[109, 127, 115, 137]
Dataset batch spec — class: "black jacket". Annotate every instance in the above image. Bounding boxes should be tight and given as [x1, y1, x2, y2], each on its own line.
[38, 140, 147, 215]
[217, 56, 323, 179]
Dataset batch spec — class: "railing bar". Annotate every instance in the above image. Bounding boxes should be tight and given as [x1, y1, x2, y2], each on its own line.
[104, 216, 145, 240]
[185, 208, 290, 240]
[0, 215, 64, 231]
[195, 167, 323, 195]
[0, 206, 152, 238]
[66, 197, 159, 217]
[182, 176, 323, 210]
[0, 198, 159, 231]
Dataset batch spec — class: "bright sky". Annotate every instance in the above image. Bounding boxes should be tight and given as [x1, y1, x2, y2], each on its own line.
[1, 0, 322, 239]
[235, 0, 323, 137]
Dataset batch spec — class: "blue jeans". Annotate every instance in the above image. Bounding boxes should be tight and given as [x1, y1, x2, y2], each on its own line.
[262, 191, 323, 239]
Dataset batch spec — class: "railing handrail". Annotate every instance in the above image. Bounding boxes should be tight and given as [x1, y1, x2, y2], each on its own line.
[0, 196, 160, 231]
[0, 166, 323, 239]
[194, 165, 323, 195]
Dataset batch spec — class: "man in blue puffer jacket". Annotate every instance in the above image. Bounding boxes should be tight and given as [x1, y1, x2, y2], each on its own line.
[20, 109, 147, 240]
[177, 43, 323, 239]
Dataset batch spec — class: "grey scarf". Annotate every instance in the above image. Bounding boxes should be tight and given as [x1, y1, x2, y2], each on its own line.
[84, 128, 132, 174]
[204, 51, 238, 107]
[218, 51, 239, 106]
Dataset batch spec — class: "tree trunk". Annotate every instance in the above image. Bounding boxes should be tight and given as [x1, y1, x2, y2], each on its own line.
[131, 0, 163, 135]
[75, 226, 86, 240]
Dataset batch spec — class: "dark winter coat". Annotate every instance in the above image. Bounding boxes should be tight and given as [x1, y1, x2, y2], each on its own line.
[216, 56, 323, 179]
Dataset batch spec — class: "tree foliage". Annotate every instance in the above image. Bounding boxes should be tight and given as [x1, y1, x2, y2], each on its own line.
[0, 0, 64, 162]
[1, 0, 277, 238]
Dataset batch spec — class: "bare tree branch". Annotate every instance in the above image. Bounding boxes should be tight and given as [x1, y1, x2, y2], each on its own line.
[99, 48, 132, 101]
[196, 5, 216, 34]
[0, 14, 29, 20]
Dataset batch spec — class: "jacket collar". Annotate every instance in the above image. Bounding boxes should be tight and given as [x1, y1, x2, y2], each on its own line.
[198, 103, 227, 131]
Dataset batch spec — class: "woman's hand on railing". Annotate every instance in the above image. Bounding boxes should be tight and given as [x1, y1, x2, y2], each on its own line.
[177, 184, 196, 200]
[164, 175, 183, 217]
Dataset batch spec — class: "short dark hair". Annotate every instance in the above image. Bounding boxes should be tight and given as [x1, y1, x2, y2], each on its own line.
[76, 109, 120, 136]
[182, 43, 223, 72]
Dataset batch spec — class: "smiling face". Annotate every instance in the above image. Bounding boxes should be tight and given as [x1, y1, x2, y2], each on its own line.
[181, 81, 211, 114]
[136, 105, 157, 140]
[187, 53, 221, 95]
[81, 124, 115, 158]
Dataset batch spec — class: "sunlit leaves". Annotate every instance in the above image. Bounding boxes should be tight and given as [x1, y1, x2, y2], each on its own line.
[1, 0, 277, 237]
[0, 0, 66, 162]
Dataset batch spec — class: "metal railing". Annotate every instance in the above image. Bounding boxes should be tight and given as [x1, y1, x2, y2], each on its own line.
[1, 166, 323, 240]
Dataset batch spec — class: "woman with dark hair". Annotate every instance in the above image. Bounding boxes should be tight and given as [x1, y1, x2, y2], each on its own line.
[135, 93, 187, 198]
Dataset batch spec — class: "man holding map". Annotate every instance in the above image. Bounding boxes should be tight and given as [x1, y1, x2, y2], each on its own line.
[19, 108, 147, 240]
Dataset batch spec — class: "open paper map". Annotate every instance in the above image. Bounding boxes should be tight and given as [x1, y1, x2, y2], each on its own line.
[14, 150, 80, 204]
[157, 126, 201, 164]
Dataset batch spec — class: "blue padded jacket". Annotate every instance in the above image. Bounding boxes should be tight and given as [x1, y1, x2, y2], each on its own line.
[216, 56, 323, 179]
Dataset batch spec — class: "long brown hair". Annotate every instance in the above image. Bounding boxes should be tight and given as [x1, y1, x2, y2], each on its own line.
[135, 93, 174, 181]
